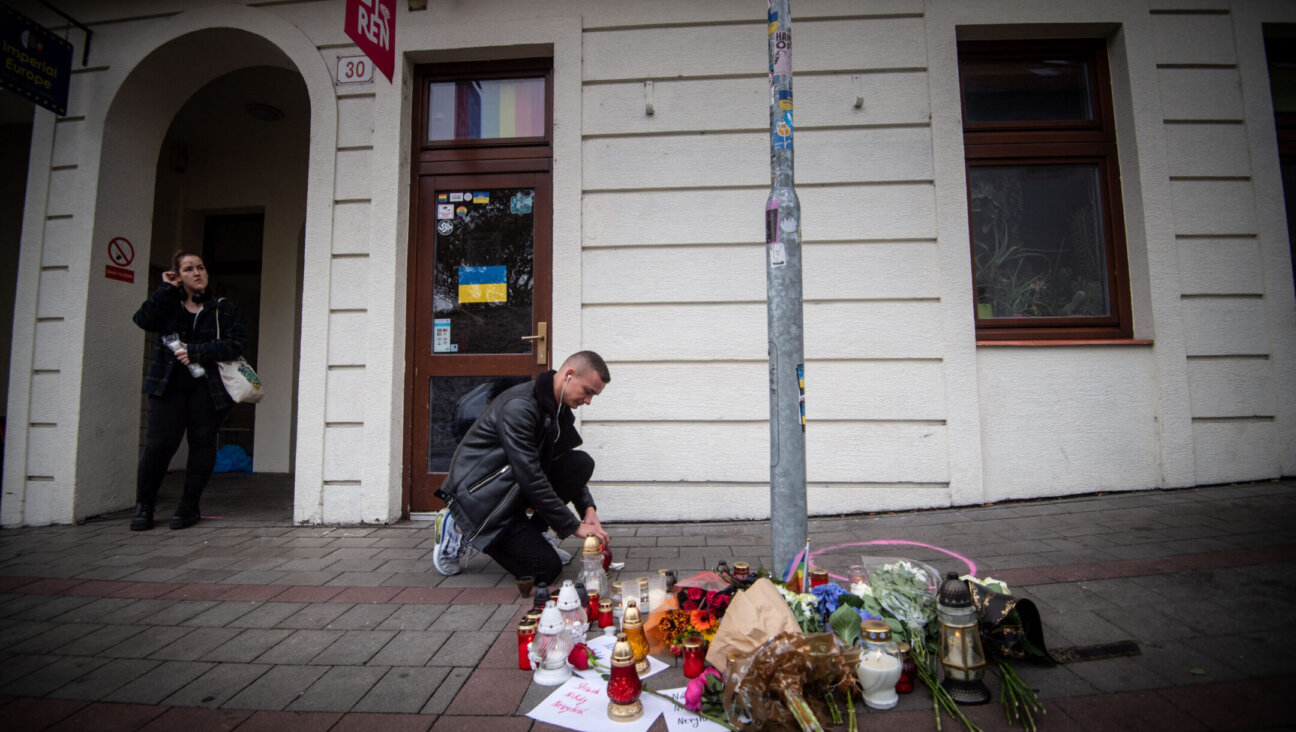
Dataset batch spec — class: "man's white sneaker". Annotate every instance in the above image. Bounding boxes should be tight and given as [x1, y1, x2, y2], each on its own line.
[434, 508, 464, 576]
[545, 532, 572, 565]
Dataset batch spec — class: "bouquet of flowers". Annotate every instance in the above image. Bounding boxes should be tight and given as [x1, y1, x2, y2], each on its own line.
[723, 632, 860, 732]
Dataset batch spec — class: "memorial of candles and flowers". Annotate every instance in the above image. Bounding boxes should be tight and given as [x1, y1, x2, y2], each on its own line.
[524, 536, 1053, 731]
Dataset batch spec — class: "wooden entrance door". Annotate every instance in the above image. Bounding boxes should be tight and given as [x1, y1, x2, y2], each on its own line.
[406, 173, 552, 512]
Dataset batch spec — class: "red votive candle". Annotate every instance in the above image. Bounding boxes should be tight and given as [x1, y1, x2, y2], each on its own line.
[682, 635, 705, 678]
[517, 619, 537, 670]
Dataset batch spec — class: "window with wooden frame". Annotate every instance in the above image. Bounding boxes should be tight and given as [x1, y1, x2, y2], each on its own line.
[959, 39, 1133, 340]
[414, 58, 553, 164]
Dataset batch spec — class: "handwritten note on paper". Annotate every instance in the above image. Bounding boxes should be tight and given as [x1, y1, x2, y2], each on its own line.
[573, 633, 671, 682]
[526, 676, 661, 732]
[645, 687, 731, 732]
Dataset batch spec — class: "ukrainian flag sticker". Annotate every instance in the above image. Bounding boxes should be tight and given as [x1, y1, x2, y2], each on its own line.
[458, 266, 507, 303]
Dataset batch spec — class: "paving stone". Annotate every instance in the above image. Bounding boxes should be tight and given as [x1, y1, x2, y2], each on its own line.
[327, 603, 399, 630]
[120, 567, 189, 583]
[151, 626, 243, 661]
[280, 602, 353, 629]
[257, 630, 345, 665]
[429, 604, 494, 632]
[0, 655, 108, 696]
[375, 604, 446, 631]
[5, 621, 101, 654]
[1054, 689, 1209, 731]
[352, 666, 448, 713]
[444, 667, 530, 716]
[275, 571, 345, 586]
[48, 658, 161, 700]
[102, 625, 192, 659]
[220, 570, 289, 585]
[329, 711, 434, 732]
[325, 571, 396, 586]
[223, 664, 329, 710]
[421, 666, 472, 715]
[195, 628, 292, 663]
[182, 600, 261, 627]
[142, 599, 222, 625]
[219, 709, 341, 731]
[12, 594, 97, 621]
[103, 659, 215, 704]
[0, 697, 91, 730]
[286, 665, 388, 712]
[139, 706, 255, 732]
[162, 662, 271, 707]
[425, 631, 497, 667]
[45, 701, 169, 731]
[367, 630, 450, 667]
[234, 601, 308, 628]
[431, 714, 531, 731]
[309, 629, 396, 665]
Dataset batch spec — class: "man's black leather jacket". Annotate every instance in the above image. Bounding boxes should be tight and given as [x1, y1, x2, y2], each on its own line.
[437, 370, 595, 551]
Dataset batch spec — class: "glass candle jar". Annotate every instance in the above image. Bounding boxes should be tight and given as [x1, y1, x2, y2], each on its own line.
[598, 598, 614, 628]
[732, 561, 750, 580]
[682, 635, 706, 678]
[517, 619, 537, 671]
[587, 589, 601, 624]
[896, 641, 916, 694]
[636, 577, 650, 611]
[810, 569, 829, 588]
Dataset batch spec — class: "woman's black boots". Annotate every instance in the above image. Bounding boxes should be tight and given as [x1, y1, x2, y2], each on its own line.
[130, 504, 155, 531]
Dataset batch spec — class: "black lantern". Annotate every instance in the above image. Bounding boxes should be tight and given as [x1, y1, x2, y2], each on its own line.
[937, 571, 991, 705]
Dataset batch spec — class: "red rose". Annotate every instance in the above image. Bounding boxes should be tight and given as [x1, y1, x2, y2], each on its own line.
[670, 643, 683, 656]
[712, 593, 731, 612]
[686, 587, 704, 601]
[682, 599, 699, 611]
[568, 643, 590, 670]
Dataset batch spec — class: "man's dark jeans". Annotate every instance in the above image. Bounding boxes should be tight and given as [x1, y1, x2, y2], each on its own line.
[483, 450, 594, 585]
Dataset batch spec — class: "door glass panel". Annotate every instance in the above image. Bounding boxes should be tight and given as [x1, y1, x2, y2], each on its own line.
[427, 375, 529, 473]
[962, 55, 1093, 123]
[432, 187, 535, 354]
[427, 78, 546, 141]
[969, 164, 1109, 319]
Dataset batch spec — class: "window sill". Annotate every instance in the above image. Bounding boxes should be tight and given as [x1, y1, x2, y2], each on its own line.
[977, 339, 1154, 347]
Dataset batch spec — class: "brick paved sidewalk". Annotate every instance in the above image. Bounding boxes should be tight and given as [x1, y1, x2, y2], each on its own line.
[1, 479, 1293, 730]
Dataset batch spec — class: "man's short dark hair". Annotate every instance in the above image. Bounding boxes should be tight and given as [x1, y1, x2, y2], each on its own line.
[568, 350, 610, 383]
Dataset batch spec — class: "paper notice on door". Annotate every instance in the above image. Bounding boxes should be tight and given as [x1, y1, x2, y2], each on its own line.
[433, 319, 456, 352]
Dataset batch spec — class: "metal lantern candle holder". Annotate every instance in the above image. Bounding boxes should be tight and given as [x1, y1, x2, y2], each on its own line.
[936, 571, 991, 705]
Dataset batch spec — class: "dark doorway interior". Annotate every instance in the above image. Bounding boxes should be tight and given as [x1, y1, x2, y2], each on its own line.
[203, 212, 264, 457]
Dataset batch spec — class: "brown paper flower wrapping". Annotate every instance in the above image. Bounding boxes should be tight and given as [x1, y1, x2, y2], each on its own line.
[721, 632, 861, 731]
[704, 578, 801, 673]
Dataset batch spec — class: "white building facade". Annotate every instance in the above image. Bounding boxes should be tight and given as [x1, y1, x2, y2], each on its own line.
[2, 0, 1294, 527]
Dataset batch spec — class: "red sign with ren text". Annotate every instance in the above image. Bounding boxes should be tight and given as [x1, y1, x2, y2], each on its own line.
[344, 0, 396, 82]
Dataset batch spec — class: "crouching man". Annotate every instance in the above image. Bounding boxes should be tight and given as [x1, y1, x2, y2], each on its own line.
[433, 351, 613, 585]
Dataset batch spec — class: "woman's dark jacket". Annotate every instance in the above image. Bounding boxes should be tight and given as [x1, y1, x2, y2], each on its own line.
[133, 284, 247, 411]
[438, 370, 596, 551]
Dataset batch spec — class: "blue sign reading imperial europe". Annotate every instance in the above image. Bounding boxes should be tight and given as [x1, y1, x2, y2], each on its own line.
[1, 4, 72, 115]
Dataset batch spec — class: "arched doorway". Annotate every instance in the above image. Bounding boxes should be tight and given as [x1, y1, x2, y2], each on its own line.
[78, 28, 313, 522]
[141, 65, 309, 521]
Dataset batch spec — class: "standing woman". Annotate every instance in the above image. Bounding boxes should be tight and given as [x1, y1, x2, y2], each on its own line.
[131, 251, 247, 530]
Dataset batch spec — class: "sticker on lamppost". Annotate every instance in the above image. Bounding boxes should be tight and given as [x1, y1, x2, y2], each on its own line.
[105, 237, 135, 283]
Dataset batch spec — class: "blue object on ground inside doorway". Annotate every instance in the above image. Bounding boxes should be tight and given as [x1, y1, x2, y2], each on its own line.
[213, 445, 253, 473]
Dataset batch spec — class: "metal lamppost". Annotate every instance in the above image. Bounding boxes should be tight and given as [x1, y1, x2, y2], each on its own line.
[766, 0, 807, 575]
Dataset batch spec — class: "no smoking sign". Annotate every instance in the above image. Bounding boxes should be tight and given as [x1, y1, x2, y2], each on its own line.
[105, 236, 135, 283]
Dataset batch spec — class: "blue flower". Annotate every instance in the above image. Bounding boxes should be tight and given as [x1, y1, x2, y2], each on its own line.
[857, 607, 881, 623]
[810, 583, 848, 624]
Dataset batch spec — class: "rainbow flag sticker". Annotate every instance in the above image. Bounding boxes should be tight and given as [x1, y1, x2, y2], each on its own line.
[458, 266, 507, 303]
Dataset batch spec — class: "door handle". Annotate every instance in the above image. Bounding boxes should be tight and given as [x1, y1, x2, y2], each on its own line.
[521, 321, 547, 365]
